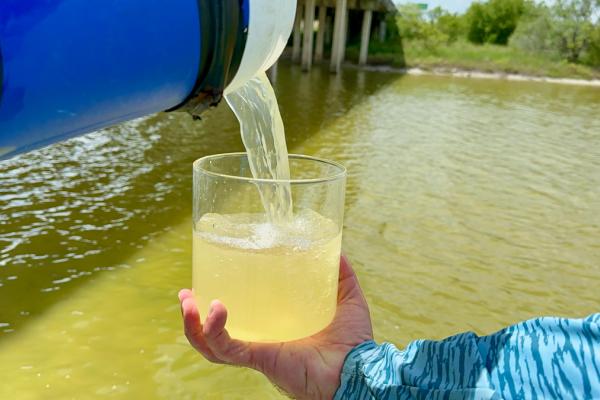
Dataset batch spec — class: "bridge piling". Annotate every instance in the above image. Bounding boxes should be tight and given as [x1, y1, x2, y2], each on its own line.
[291, 0, 395, 73]
[302, 0, 316, 71]
[315, 5, 327, 63]
[330, 0, 347, 73]
[359, 9, 373, 66]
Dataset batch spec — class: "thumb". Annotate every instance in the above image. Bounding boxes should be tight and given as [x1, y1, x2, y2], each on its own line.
[338, 255, 363, 304]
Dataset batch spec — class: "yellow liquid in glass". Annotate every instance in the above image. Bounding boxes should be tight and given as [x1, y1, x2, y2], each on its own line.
[193, 210, 341, 342]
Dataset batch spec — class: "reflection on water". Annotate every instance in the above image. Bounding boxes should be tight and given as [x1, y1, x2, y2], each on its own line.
[299, 75, 600, 339]
[0, 63, 599, 398]
[0, 114, 243, 335]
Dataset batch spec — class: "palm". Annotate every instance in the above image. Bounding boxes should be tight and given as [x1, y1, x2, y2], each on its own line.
[179, 256, 373, 400]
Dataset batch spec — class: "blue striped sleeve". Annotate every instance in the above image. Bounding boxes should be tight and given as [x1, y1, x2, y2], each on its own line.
[334, 314, 600, 399]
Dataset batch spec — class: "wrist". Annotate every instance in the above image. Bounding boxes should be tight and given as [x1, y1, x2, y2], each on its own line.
[333, 340, 385, 399]
[333, 340, 378, 400]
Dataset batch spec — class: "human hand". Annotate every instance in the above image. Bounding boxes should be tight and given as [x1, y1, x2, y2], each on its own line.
[178, 255, 373, 400]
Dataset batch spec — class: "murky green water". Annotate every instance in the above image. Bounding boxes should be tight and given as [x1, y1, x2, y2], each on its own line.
[1, 63, 599, 398]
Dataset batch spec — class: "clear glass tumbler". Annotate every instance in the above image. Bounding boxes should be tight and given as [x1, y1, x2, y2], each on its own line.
[193, 153, 346, 342]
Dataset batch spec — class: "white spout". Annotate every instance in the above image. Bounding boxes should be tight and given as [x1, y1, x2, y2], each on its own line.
[225, 0, 297, 94]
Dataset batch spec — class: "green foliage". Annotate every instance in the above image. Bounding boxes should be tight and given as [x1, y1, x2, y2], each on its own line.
[509, 4, 558, 57]
[430, 7, 467, 43]
[396, 4, 466, 50]
[396, 4, 423, 40]
[347, 37, 599, 79]
[551, 0, 597, 63]
[436, 15, 466, 43]
[401, 40, 600, 79]
[510, 0, 600, 66]
[466, 0, 526, 45]
[396, 4, 448, 50]
[385, 0, 600, 73]
[586, 24, 600, 66]
[384, 13, 402, 42]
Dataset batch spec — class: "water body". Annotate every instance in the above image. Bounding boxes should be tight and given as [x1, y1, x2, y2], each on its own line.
[0, 63, 599, 398]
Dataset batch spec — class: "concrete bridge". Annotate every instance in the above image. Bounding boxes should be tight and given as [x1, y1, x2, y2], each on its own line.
[288, 0, 397, 73]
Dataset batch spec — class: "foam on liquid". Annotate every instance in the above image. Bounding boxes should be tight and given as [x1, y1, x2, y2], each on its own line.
[196, 209, 340, 252]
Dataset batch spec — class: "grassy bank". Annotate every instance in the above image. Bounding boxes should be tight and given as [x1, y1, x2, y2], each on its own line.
[346, 40, 600, 80]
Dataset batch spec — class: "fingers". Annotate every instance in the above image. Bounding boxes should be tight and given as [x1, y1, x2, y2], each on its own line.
[202, 300, 257, 369]
[203, 300, 228, 342]
[178, 290, 221, 363]
[178, 288, 193, 303]
[179, 292, 258, 369]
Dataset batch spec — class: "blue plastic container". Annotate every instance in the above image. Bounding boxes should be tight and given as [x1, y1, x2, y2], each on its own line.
[0, 0, 250, 160]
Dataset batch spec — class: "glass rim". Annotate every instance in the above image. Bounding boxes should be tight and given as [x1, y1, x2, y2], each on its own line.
[193, 152, 347, 185]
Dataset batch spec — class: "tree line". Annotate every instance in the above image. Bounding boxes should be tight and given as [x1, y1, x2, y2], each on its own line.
[395, 0, 600, 67]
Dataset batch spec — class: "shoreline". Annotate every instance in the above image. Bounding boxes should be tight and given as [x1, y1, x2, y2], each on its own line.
[355, 64, 600, 87]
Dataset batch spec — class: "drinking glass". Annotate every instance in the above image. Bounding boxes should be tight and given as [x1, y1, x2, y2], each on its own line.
[193, 153, 346, 342]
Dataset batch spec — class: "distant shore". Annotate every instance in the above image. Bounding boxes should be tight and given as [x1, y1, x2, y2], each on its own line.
[340, 39, 600, 85]
[355, 64, 600, 87]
